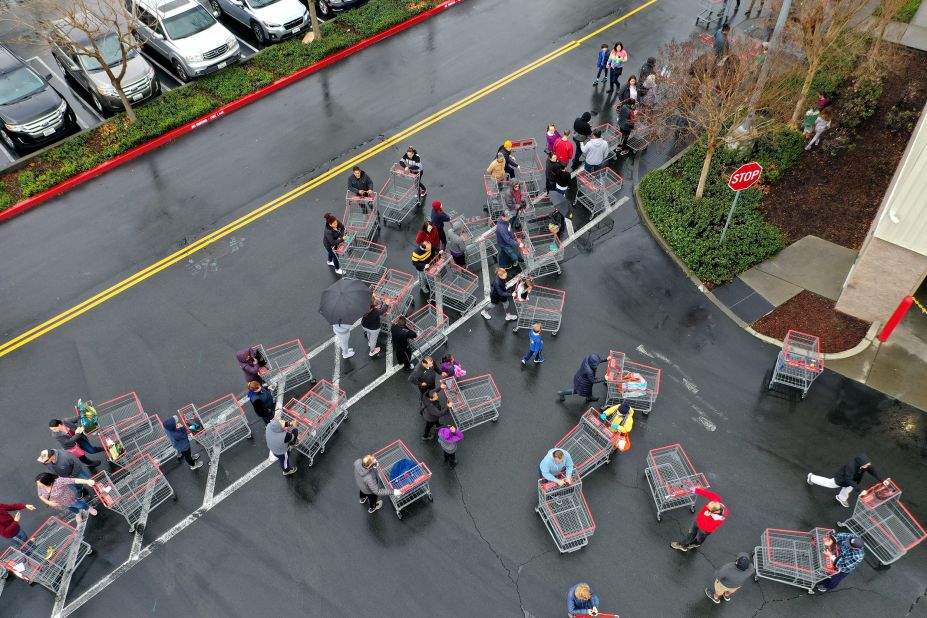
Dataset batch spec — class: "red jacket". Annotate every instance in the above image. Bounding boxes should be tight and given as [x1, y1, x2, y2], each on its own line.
[0, 503, 26, 539]
[415, 227, 440, 248]
[553, 137, 574, 164]
[694, 488, 727, 533]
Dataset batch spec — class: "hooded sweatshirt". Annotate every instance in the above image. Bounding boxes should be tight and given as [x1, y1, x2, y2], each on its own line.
[411, 242, 433, 271]
[237, 348, 263, 384]
[833, 454, 884, 490]
[572, 354, 602, 397]
[162, 416, 191, 452]
[247, 387, 276, 421]
[437, 427, 464, 453]
[445, 220, 466, 256]
[573, 112, 593, 139]
[601, 403, 634, 434]
[354, 458, 392, 496]
[715, 553, 754, 588]
[265, 421, 297, 456]
[430, 203, 450, 232]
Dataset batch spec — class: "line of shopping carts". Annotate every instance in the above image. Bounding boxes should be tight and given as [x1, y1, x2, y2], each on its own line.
[423, 252, 480, 314]
[280, 380, 348, 467]
[444, 374, 502, 431]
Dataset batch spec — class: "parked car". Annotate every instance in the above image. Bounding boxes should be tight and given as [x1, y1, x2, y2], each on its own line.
[211, 0, 309, 45]
[311, 0, 368, 19]
[127, 0, 241, 82]
[0, 46, 78, 155]
[50, 17, 161, 116]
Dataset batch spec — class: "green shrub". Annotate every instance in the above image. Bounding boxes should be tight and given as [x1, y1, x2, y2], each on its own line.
[0, 192, 13, 209]
[196, 66, 275, 104]
[755, 129, 805, 182]
[840, 76, 883, 129]
[896, 0, 922, 22]
[18, 171, 38, 198]
[811, 34, 869, 96]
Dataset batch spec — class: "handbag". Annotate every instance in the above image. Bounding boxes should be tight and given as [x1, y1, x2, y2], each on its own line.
[67, 440, 87, 458]
[614, 432, 631, 453]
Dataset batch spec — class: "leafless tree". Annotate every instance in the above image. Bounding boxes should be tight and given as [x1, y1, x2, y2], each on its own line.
[302, 2, 321, 43]
[868, 0, 908, 65]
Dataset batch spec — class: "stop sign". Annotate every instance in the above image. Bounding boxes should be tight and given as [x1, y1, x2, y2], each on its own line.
[728, 162, 763, 191]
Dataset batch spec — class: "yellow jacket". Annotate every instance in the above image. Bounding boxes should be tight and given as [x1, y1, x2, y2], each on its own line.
[600, 405, 634, 434]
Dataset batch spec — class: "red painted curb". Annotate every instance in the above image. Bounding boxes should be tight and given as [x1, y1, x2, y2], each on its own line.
[0, 0, 464, 224]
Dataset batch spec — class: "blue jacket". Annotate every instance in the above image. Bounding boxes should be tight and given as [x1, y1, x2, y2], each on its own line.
[567, 583, 600, 614]
[573, 354, 603, 397]
[833, 533, 865, 573]
[431, 209, 451, 231]
[495, 220, 518, 250]
[247, 387, 275, 419]
[490, 276, 512, 303]
[540, 448, 574, 482]
[596, 48, 608, 69]
[529, 330, 543, 353]
[162, 416, 190, 452]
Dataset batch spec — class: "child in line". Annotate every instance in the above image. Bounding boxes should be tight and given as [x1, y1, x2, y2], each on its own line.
[515, 274, 534, 302]
[594, 43, 609, 87]
[522, 323, 544, 366]
[545, 124, 561, 154]
[437, 426, 464, 468]
[440, 354, 467, 378]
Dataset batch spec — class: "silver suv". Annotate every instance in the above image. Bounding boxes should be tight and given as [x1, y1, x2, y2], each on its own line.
[211, 0, 309, 45]
[127, 0, 240, 82]
[50, 18, 160, 116]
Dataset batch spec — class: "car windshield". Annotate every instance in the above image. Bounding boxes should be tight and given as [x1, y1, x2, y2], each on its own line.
[250, 0, 282, 7]
[78, 34, 139, 71]
[163, 6, 216, 40]
[0, 66, 46, 106]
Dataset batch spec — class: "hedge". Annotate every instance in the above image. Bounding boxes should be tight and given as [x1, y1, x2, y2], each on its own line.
[0, 0, 444, 211]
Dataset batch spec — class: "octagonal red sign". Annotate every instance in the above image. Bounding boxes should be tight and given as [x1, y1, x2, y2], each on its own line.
[728, 162, 763, 191]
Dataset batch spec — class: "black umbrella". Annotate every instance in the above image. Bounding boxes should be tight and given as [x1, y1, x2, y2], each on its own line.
[319, 278, 372, 326]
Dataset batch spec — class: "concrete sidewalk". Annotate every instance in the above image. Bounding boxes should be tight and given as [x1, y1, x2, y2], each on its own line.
[860, 0, 927, 52]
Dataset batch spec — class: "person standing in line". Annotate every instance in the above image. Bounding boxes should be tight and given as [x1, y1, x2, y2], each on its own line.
[817, 533, 865, 592]
[323, 212, 346, 276]
[482, 267, 518, 322]
[494, 213, 522, 270]
[567, 582, 601, 617]
[580, 129, 609, 173]
[539, 448, 574, 486]
[807, 453, 890, 508]
[398, 146, 426, 196]
[554, 129, 575, 169]
[444, 218, 467, 267]
[638, 56, 656, 82]
[1, 501, 36, 548]
[38, 449, 90, 480]
[606, 41, 628, 94]
[391, 315, 418, 371]
[572, 112, 593, 168]
[546, 152, 564, 194]
[641, 73, 658, 108]
[437, 426, 464, 468]
[671, 487, 728, 551]
[420, 388, 451, 441]
[247, 381, 276, 425]
[162, 416, 204, 470]
[354, 454, 401, 514]
[593, 42, 609, 86]
[35, 473, 97, 523]
[265, 418, 299, 476]
[236, 346, 268, 386]
[714, 24, 730, 57]
[706, 552, 753, 604]
[411, 239, 436, 295]
[409, 356, 439, 394]
[600, 401, 634, 449]
[430, 201, 451, 249]
[545, 124, 561, 154]
[486, 151, 508, 183]
[617, 101, 636, 156]
[48, 419, 103, 469]
[805, 108, 832, 150]
[332, 320, 355, 360]
[347, 166, 375, 198]
[557, 354, 604, 403]
[361, 297, 385, 358]
[522, 323, 544, 366]
[618, 75, 640, 107]
[497, 140, 519, 178]
[416, 221, 441, 249]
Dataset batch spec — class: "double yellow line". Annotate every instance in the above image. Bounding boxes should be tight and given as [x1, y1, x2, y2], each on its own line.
[0, 0, 658, 359]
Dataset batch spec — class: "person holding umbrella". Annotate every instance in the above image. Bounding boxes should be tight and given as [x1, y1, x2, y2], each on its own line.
[319, 278, 374, 361]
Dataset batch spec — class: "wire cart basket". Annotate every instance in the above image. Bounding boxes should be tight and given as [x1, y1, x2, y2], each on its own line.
[626, 112, 655, 154]
[343, 192, 379, 241]
[424, 253, 479, 314]
[372, 269, 415, 335]
[374, 439, 433, 519]
[508, 138, 545, 198]
[512, 283, 565, 335]
[178, 394, 253, 455]
[403, 304, 449, 360]
[377, 164, 420, 228]
[92, 392, 146, 433]
[280, 380, 348, 467]
[644, 444, 709, 521]
[483, 175, 528, 221]
[516, 231, 563, 280]
[592, 122, 622, 160]
[254, 339, 315, 398]
[754, 527, 837, 593]
[575, 168, 623, 218]
[454, 215, 497, 269]
[695, 0, 725, 28]
[556, 410, 615, 479]
[536, 478, 596, 553]
[444, 374, 501, 431]
[0, 517, 91, 594]
[837, 480, 927, 567]
[96, 414, 175, 466]
[604, 357, 661, 415]
[93, 455, 175, 532]
[768, 330, 823, 399]
[334, 236, 388, 285]
[604, 350, 626, 404]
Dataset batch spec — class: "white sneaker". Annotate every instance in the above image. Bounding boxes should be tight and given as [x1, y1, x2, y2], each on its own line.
[335, 268, 345, 275]
[192, 454, 200, 461]
[326, 260, 334, 266]
[190, 461, 204, 470]
[369, 346, 381, 357]
[283, 467, 298, 476]
[343, 349, 356, 359]
[806, 473, 812, 485]
[505, 314, 518, 321]
[836, 496, 850, 508]
[481, 310, 492, 320]
[368, 500, 383, 513]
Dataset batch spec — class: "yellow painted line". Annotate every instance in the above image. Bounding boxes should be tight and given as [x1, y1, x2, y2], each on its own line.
[0, 0, 658, 359]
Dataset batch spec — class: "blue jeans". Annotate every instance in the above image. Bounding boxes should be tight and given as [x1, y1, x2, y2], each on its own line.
[78, 435, 102, 454]
[68, 499, 91, 514]
[499, 245, 521, 269]
[523, 349, 543, 363]
[584, 162, 602, 173]
[326, 246, 340, 269]
[6, 529, 29, 547]
[821, 570, 850, 590]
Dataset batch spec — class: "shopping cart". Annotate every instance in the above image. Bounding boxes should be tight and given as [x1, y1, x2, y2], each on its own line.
[96, 414, 175, 466]
[575, 168, 623, 218]
[92, 392, 146, 432]
[521, 194, 561, 236]
[280, 380, 348, 467]
[592, 122, 622, 160]
[556, 410, 615, 479]
[377, 164, 420, 228]
[754, 528, 837, 593]
[343, 192, 379, 241]
[837, 480, 927, 566]
[695, 0, 725, 28]
[334, 236, 388, 284]
[92, 454, 175, 533]
[0, 517, 91, 594]
[536, 478, 596, 553]
[516, 231, 563, 280]
[404, 304, 449, 360]
[372, 269, 415, 335]
[454, 215, 497, 269]
[508, 138, 545, 198]
[644, 444, 709, 521]
[767, 330, 824, 399]
[373, 440, 433, 519]
[178, 394, 253, 455]
[253, 339, 315, 399]
[626, 112, 655, 154]
[444, 374, 501, 431]
[604, 358, 661, 415]
[424, 253, 479, 314]
[511, 283, 565, 335]
[484, 176, 528, 221]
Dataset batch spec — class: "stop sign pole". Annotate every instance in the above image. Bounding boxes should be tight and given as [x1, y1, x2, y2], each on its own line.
[720, 161, 763, 245]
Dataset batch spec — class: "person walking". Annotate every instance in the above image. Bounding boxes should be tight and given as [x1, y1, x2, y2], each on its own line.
[713, 24, 730, 57]
[494, 213, 522, 270]
[671, 487, 728, 552]
[817, 533, 865, 592]
[1, 501, 36, 548]
[354, 454, 401, 514]
[571, 112, 593, 168]
[557, 354, 604, 403]
[580, 129, 609, 173]
[606, 41, 628, 94]
[444, 218, 467, 267]
[567, 582, 601, 617]
[522, 323, 544, 366]
[361, 297, 385, 358]
[593, 42, 609, 86]
[545, 124, 561, 154]
[347, 166, 375, 198]
[409, 356, 439, 394]
[411, 240, 436, 295]
[391, 315, 418, 371]
[162, 416, 204, 470]
[807, 453, 890, 508]
[420, 388, 451, 441]
[706, 552, 753, 604]
[323, 212, 346, 276]
[482, 267, 518, 322]
[539, 448, 574, 486]
[437, 426, 464, 468]
[265, 418, 299, 476]
[236, 346, 268, 386]
[35, 473, 97, 523]
[805, 108, 832, 150]
[247, 381, 276, 425]
[48, 418, 103, 468]
[554, 129, 575, 170]
[486, 151, 508, 183]
[38, 449, 90, 480]
[430, 201, 451, 249]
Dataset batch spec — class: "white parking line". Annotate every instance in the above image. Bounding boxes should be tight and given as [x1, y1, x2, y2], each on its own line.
[236, 36, 259, 54]
[140, 51, 181, 84]
[27, 56, 105, 126]
[0, 144, 15, 163]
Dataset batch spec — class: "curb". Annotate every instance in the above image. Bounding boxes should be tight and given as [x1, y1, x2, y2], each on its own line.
[632, 147, 877, 362]
[0, 0, 464, 224]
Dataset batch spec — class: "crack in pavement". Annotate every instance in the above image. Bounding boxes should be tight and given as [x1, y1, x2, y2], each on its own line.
[751, 582, 894, 617]
[907, 586, 927, 616]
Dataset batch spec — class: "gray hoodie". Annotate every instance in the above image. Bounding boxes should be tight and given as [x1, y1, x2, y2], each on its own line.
[265, 421, 296, 456]
[354, 458, 391, 496]
[445, 220, 466, 256]
[715, 552, 754, 588]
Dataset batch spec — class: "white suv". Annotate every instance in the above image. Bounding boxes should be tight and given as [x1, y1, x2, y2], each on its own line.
[211, 0, 309, 45]
[127, 0, 240, 82]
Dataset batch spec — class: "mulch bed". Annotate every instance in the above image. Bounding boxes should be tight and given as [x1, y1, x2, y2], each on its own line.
[752, 290, 871, 353]
[761, 46, 927, 250]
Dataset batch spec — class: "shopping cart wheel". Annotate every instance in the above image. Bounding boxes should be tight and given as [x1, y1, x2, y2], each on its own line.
[172, 494, 178, 502]
[397, 511, 403, 520]
[801, 391, 807, 400]
[512, 326, 519, 333]
[656, 513, 662, 522]
[552, 330, 559, 336]
[427, 494, 434, 502]
[690, 504, 696, 513]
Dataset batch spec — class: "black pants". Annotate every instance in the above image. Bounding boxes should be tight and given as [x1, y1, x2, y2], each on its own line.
[275, 450, 293, 472]
[396, 345, 413, 369]
[359, 490, 379, 504]
[608, 67, 622, 91]
[443, 451, 457, 465]
[572, 137, 584, 167]
[450, 252, 466, 267]
[78, 454, 99, 467]
[595, 66, 607, 80]
[178, 448, 196, 466]
[619, 127, 631, 150]
[78, 436, 103, 454]
[681, 522, 710, 547]
[422, 419, 441, 438]
[437, 226, 447, 248]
